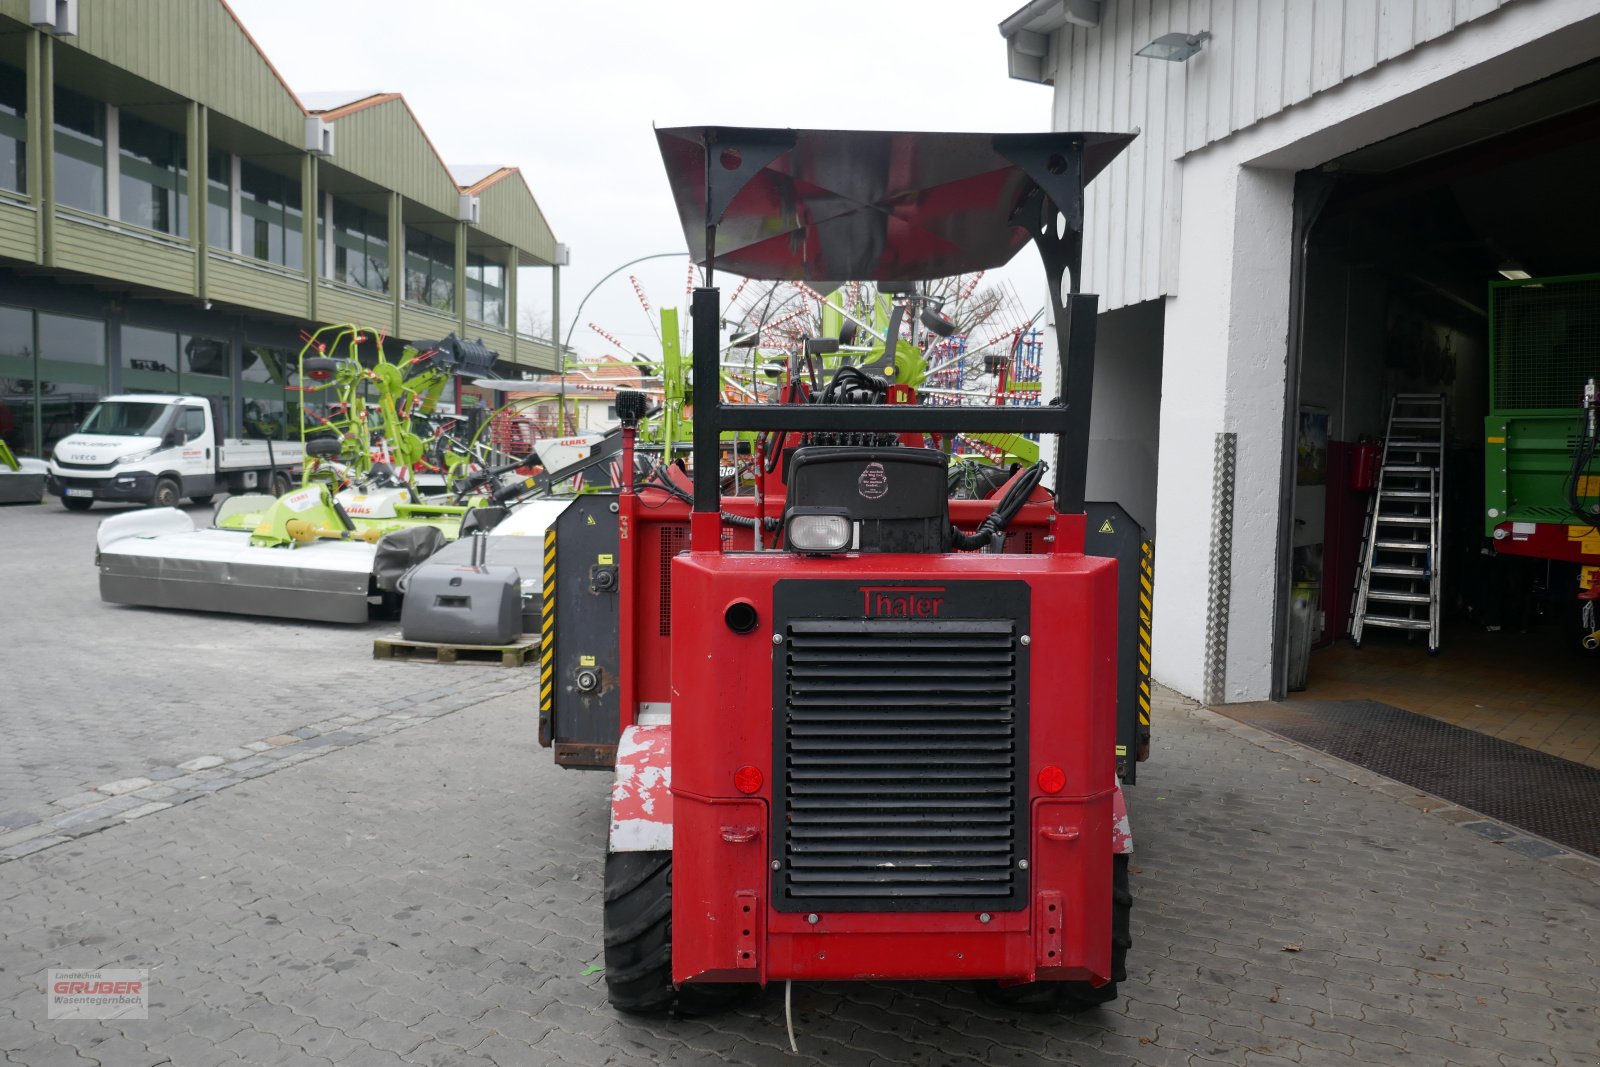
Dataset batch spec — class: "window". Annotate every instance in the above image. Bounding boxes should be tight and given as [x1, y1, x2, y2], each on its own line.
[37, 312, 106, 457]
[0, 304, 34, 456]
[405, 227, 454, 311]
[179, 406, 206, 444]
[80, 400, 171, 437]
[0, 63, 25, 195]
[331, 198, 389, 294]
[207, 150, 231, 250]
[182, 334, 232, 434]
[118, 113, 186, 235]
[39, 312, 105, 367]
[118, 327, 232, 429]
[241, 343, 294, 440]
[466, 252, 505, 327]
[121, 324, 179, 395]
[54, 86, 104, 214]
[239, 161, 302, 270]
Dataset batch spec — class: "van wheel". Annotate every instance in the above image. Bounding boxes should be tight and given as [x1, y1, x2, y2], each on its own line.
[269, 471, 292, 497]
[62, 496, 93, 512]
[189, 494, 214, 505]
[602, 851, 755, 1016]
[976, 853, 1131, 1013]
[151, 477, 181, 509]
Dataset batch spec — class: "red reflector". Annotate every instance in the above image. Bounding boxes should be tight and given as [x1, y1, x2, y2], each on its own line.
[308, 370, 333, 381]
[734, 765, 763, 795]
[1037, 765, 1066, 794]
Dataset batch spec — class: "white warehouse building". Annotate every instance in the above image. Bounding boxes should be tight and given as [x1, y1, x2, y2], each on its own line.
[1000, 0, 1600, 707]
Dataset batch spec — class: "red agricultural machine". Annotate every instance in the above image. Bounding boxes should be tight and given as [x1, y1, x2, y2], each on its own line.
[538, 126, 1152, 1014]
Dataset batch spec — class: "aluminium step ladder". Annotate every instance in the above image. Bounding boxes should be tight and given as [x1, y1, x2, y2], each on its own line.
[1349, 394, 1446, 653]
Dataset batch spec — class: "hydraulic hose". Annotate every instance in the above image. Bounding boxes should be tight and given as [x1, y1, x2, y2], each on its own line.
[950, 461, 1048, 551]
[1567, 378, 1600, 539]
[822, 365, 889, 404]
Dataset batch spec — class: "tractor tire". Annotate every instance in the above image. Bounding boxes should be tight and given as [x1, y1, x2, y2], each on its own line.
[602, 850, 755, 1017]
[269, 471, 292, 497]
[306, 436, 343, 458]
[151, 477, 182, 509]
[301, 356, 346, 378]
[61, 495, 93, 511]
[189, 494, 214, 505]
[976, 853, 1132, 1014]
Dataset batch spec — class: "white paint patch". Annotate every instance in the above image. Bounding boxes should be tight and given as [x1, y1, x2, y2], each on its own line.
[610, 724, 674, 853]
[1112, 811, 1134, 854]
[610, 817, 672, 852]
[615, 730, 657, 761]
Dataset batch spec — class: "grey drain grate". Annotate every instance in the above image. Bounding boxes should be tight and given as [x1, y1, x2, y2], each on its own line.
[1221, 700, 1600, 859]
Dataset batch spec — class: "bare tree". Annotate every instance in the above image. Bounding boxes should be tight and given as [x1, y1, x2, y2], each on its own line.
[518, 305, 552, 342]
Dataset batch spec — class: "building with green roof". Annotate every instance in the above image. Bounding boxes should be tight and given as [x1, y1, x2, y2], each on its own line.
[0, 0, 566, 459]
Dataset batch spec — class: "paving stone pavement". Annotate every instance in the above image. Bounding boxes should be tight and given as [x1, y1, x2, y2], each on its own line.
[0, 502, 512, 818]
[0, 675, 1596, 1067]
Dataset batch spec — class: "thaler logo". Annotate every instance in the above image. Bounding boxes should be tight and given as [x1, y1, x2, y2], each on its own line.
[860, 584, 946, 618]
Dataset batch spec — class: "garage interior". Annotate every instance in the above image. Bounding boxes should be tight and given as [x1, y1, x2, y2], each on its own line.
[1279, 60, 1600, 778]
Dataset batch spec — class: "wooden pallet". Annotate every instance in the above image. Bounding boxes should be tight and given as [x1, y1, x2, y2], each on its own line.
[372, 633, 538, 667]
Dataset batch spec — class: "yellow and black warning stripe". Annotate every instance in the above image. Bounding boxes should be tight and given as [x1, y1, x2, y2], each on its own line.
[1137, 538, 1153, 727]
[540, 528, 557, 721]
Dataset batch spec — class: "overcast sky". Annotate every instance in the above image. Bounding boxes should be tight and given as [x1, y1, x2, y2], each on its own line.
[229, 0, 1055, 362]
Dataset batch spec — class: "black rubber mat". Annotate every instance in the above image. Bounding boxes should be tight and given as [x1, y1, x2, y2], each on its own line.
[1222, 700, 1600, 859]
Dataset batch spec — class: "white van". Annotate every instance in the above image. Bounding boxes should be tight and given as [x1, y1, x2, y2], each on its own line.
[47, 394, 304, 510]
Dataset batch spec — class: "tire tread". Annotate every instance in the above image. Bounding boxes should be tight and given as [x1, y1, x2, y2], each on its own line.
[602, 851, 754, 1017]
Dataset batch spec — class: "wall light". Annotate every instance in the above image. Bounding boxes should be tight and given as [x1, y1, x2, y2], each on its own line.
[1136, 30, 1210, 62]
[1498, 266, 1532, 281]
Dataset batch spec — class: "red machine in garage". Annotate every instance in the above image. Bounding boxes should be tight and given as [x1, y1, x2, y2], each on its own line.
[538, 126, 1151, 1015]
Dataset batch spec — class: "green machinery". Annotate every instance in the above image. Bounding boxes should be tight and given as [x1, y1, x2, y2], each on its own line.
[1482, 274, 1600, 642]
[215, 324, 486, 546]
[295, 323, 470, 488]
[652, 287, 1039, 475]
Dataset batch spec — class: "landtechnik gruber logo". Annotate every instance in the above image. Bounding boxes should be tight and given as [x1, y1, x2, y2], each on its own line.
[47, 969, 148, 1019]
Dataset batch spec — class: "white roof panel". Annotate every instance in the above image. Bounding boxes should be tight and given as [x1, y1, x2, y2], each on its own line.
[301, 90, 387, 113]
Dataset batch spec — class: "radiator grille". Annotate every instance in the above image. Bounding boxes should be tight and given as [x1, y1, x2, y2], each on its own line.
[775, 618, 1026, 912]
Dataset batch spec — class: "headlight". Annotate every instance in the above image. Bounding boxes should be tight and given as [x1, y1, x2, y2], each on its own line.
[786, 508, 853, 554]
[116, 446, 161, 465]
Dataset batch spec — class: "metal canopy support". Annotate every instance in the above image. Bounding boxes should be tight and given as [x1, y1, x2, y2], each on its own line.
[691, 285, 721, 515]
[1054, 293, 1098, 515]
[678, 128, 1125, 521]
[999, 134, 1096, 514]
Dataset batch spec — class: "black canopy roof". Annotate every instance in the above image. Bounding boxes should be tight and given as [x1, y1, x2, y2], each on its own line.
[655, 126, 1135, 283]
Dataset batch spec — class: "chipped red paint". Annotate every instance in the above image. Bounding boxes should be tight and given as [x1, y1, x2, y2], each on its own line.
[609, 724, 673, 852]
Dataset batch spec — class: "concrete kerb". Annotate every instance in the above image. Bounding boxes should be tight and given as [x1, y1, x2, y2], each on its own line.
[1184, 696, 1600, 885]
[0, 673, 529, 865]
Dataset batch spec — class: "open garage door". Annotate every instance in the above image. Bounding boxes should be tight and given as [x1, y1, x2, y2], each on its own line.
[1284, 59, 1600, 772]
